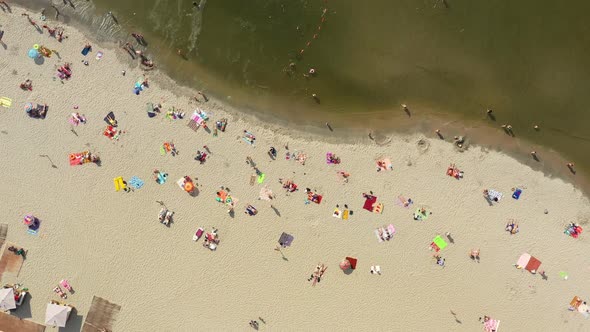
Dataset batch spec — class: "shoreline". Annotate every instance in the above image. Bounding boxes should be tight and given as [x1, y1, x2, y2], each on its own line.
[1, 3, 590, 331]
[10, 0, 590, 197]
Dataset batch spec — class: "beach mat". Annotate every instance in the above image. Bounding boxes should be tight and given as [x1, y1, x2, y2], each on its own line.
[0, 97, 12, 108]
[363, 196, 377, 211]
[0, 242, 26, 279]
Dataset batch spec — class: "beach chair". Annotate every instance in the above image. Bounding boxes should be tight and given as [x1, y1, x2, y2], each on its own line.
[60, 280, 73, 293]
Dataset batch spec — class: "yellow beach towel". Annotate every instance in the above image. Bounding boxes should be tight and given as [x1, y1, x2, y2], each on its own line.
[0, 97, 12, 108]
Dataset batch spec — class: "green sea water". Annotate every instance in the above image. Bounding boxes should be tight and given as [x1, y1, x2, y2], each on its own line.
[20, 0, 590, 178]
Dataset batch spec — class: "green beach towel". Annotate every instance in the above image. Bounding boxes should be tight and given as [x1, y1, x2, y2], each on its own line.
[432, 235, 448, 250]
[415, 208, 429, 220]
[257, 173, 266, 184]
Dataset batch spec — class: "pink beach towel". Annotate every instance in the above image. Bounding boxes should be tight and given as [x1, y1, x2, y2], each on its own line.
[483, 318, 500, 332]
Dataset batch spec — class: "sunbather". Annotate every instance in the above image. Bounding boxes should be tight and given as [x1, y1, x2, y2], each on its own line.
[505, 221, 519, 234]
[245, 205, 258, 216]
[470, 249, 480, 262]
[19, 79, 33, 91]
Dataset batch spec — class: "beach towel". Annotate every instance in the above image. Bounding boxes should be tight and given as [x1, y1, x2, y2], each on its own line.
[342, 210, 349, 220]
[363, 195, 377, 212]
[257, 173, 266, 184]
[516, 253, 531, 269]
[278, 232, 294, 247]
[333, 209, 342, 218]
[373, 203, 383, 214]
[69, 153, 83, 166]
[128, 176, 144, 189]
[431, 235, 448, 252]
[346, 257, 358, 269]
[113, 177, 125, 192]
[483, 318, 500, 332]
[146, 102, 156, 118]
[570, 296, 583, 311]
[397, 196, 413, 208]
[243, 131, 256, 145]
[487, 189, 503, 202]
[103, 112, 116, 126]
[375, 224, 396, 242]
[0, 97, 12, 108]
[512, 188, 522, 200]
[81, 45, 91, 56]
[376, 158, 393, 171]
[307, 193, 322, 204]
[326, 152, 340, 164]
[525, 256, 542, 273]
[414, 208, 429, 221]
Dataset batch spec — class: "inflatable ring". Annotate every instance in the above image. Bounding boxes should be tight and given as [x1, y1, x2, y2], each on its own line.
[33, 44, 40, 50]
[184, 181, 194, 192]
[69, 154, 76, 160]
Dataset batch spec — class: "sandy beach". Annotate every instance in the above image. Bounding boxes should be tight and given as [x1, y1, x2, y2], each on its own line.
[1, 4, 590, 331]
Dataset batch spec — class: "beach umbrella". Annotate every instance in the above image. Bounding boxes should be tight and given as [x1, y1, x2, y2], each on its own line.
[340, 259, 351, 271]
[24, 102, 34, 113]
[0, 288, 16, 310]
[278, 232, 294, 247]
[45, 303, 72, 327]
[28, 48, 39, 59]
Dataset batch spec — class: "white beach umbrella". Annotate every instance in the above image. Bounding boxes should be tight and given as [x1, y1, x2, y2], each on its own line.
[45, 303, 72, 327]
[0, 288, 16, 310]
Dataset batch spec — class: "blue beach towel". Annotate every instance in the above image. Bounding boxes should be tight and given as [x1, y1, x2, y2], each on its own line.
[129, 176, 144, 189]
[512, 188, 522, 200]
[81, 46, 91, 56]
